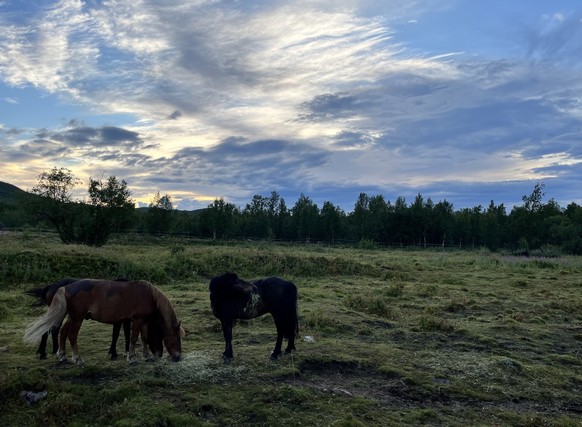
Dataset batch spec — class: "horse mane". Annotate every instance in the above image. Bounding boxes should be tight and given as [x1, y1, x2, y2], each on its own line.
[209, 272, 239, 295]
[149, 283, 179, 330]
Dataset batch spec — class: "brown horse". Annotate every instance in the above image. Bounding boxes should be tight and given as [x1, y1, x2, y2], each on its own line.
[24, 279, 182, 365]
[25, 277, 139, 360]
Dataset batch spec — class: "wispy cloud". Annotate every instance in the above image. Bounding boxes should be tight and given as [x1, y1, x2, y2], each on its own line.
[0, 1, 581, 210]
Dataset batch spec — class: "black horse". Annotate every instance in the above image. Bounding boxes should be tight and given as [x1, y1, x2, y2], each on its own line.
[209, 272, 299, 361]
[25, 277, 163, 360]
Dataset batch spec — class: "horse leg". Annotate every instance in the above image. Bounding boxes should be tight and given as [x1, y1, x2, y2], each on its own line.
[68, 318, 85, 366]
[51, 325, 60, 355]
[221, 319, 234, 361]
[284, 331, 296, 355]
[140, 323, 153, 361]
[270, 317, 285, 360]
[37, 326, 60, 359]
[109, 322, 122, 360]
[127, 319, 143, 365]
[283, 318, 297, 355]
[56, 320, 70, 362]
[123, 320, 131, 353]
[37, 331, 49, 360]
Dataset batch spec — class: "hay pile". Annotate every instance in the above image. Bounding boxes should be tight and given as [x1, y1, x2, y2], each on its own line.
[125, 351, 246, 385]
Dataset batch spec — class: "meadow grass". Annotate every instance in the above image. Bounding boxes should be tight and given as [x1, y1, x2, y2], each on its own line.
[0, 231, 581, 426]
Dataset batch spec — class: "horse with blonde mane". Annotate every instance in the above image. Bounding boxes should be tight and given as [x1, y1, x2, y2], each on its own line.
[24, 279, 182, 365]
[24, 277, 164, 360]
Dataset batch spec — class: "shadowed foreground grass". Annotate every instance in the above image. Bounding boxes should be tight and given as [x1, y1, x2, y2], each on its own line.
[0, 233, 581, 426]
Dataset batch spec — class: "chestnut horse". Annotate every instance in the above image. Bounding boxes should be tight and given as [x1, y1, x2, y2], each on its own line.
[25, 277, 138, 360]
[209, 272, 298, 361]
[24, 279, 181, 365]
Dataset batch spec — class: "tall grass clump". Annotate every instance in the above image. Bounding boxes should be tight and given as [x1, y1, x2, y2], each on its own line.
[344, 293, 393, 318]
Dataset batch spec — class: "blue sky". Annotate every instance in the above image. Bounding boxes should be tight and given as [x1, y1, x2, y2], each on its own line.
[1, 0, 581, 212]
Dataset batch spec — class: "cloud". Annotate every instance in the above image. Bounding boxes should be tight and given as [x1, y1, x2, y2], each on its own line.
[170, 137, 329, 190]
[6, 127, 23, 135]
[167, 110, 182, 120]
[298, 93, 360, 123]
[48, 126, 144, 148]
[526, 11, 582, 65]
[19, 139, 69, 157]
[333, 130, 378, 149]
[1, 1, 581, 211]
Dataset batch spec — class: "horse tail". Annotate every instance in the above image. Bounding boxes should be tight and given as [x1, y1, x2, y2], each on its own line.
[284, 282, 299, 339]
[24, 286, 48, 307]
[293, 287, 299, 337]
[23, 287, 67, 345]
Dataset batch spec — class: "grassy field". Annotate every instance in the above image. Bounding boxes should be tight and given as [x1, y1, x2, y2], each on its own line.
[0, 232, 581, 426]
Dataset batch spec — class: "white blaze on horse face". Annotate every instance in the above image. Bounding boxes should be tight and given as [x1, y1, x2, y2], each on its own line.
[243, 292, 262, 318]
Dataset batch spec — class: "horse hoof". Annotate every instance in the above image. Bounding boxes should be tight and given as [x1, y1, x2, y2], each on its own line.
[128, 358, 138, 365]
[39, 354, 47, 360]
[222, 356, 233, 364]
[110, 355, 119, 361]
[75, 359, 85, 366]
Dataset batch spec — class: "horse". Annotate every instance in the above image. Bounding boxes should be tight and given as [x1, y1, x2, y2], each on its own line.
[24, 279, 181, 365]
[25, 277, 134, 360]
[209, 272, 299, 361]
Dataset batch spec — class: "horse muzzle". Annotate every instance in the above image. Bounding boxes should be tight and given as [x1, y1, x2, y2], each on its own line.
[171, 352, 181, 362]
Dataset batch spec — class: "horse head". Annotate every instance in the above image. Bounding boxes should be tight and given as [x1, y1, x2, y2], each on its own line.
[163, 321, 182, 362]
[209, 272, 239, 295]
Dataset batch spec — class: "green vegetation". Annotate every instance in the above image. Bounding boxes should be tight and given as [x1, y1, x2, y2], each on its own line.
[3, 177, 582, 253]
[1, 232, 581, 426]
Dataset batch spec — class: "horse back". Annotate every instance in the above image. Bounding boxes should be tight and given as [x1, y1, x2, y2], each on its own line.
[255, 277, 298, 338]
[254, 277, 297, 311]
[64, 279, 156, 322]
[45, 277, 81, 304]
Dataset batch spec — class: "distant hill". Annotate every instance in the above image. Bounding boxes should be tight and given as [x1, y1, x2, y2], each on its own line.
[0, 181, 29, 205]
[0, 181, 206, 214]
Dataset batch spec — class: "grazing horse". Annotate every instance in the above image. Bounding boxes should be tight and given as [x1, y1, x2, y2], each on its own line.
[209, 272, 299, 361]
[24, 279, 181, 365]
[25, 277, 134, 360]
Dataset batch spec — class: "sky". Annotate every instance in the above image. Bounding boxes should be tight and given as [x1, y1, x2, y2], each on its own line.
[1, 0, 581, 212]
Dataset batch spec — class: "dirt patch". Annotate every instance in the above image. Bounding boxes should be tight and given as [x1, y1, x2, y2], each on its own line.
[278, 358, 582, 417]
[286, 359, 441, 407]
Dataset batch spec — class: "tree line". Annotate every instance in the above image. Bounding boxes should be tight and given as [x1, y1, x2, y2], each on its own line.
[1, 167, 581, 254]
[192, 185, 582, 254]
